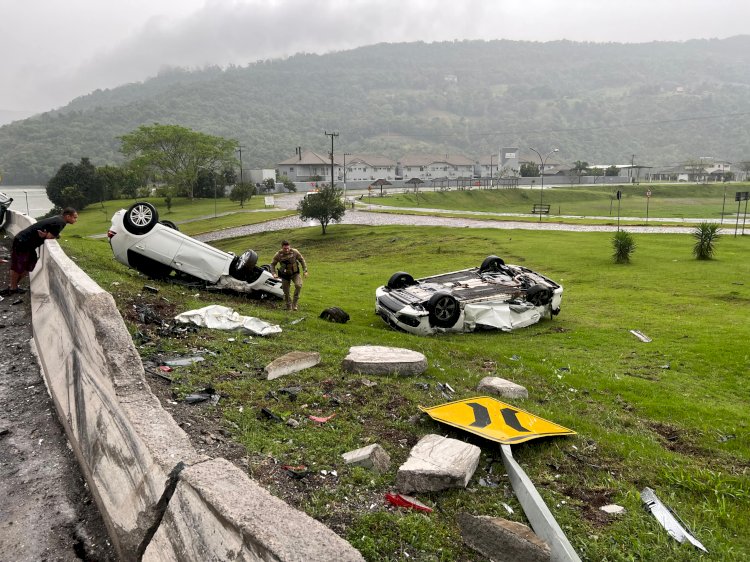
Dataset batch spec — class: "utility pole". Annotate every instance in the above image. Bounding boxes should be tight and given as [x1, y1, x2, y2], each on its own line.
[325, 131, 339, 187]
[236, 145, 245, 185]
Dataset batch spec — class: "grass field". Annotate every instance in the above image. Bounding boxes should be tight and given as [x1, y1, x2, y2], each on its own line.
[364, 182, 750, 221]
[70, 196, 296, 238]
[60, 209, 750, 561]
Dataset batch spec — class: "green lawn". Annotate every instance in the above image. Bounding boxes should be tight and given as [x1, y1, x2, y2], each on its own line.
[366, 182, 749, 220]
[68, 196, 296, 238]
[61, 217, 750, 561]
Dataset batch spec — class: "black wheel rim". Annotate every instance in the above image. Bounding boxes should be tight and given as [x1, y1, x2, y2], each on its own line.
[434, 296, 457, 321]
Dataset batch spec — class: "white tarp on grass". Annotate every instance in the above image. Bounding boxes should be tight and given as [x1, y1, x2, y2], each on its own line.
[174, 305, 282, 336]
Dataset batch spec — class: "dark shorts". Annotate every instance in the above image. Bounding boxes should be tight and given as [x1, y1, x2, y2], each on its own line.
[11, 241, 38, 274]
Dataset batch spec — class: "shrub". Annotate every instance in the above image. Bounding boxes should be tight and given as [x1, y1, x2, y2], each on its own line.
[692, 222, 720, 260]
[612, 230, 636, 263]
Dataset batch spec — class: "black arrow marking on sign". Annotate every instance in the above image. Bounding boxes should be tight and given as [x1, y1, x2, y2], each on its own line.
[500, 408, 531, 433]
[466, 403, 492, 428]
[465, 403, 532, 432]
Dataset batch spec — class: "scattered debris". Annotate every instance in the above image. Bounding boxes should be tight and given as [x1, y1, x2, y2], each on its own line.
[309, 413, 336, 423]
[630, 330, 652, 343]
[501, 502, 514, 515]
[414, 382, 430, 391]
[477, 376, 529, 399]
[717, 433, 736, 443]
[600, 504, 626, 515]
[436, 382, 454, 400]
[174, 304, 281, 336]
[265, 351, 321, 380]
[510, 354, 521, 361]
[396, 434, 480, 493]
[286, 418, 300, 428]
[385, 493, 433, 513]
[261, 407, 283, 422]
[342, 345, 428, 376]
[158, 365, 173, 372]
[282, 465, 310, 479]
[184, 393, 213, 404]
[360, 379, 378, 387]
[278, 386, 302, 399]
[457, 513, 550, 562]
[289, 316, 306, 325]
[342, 444, 391, 473]
[319, 306, 350, 323]
[641, 487, 707, 552]
[164, 356, 205, 367]
[143, 285, 159, 293]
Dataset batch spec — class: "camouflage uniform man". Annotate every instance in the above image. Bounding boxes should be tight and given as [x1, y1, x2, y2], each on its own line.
[271, 240, 308, 310]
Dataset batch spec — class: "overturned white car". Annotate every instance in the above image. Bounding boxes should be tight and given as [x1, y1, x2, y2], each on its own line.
[107, 202, 283, 298]
[375, 256, 562, 335]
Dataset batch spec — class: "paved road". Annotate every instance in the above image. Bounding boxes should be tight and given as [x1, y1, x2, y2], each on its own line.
[196, 193, 712, 242]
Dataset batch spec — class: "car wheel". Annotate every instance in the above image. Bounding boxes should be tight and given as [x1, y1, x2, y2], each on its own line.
[160, 220, 179, 230]
[123, 202, 159, 235]
[387, 271, 415, 290]
[479, 255, 505, 273]
[526, 285, 552, 306]
[126, 250, 172, 279]
[427, 292, 460, 328]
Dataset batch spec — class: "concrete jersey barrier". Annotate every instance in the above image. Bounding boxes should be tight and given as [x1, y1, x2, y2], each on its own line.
[4, 209, 363, 561]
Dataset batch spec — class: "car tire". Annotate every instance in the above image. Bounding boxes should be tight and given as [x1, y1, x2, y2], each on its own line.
[427, 291, 460, 328]
[126, 250, 172, 279]
[387, 271, 416, 290]
[526, 285, 552, 306]
[479, 255, 505, 273]
[160, 220, 179, 230]
[123, 202, 159, 235]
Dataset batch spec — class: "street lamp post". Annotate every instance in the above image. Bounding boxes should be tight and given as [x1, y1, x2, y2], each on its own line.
[23, 191, 29, 215]
[343, 152, 351, 204]
[529, 147, 558, 221]
[489, 154, 494, 189]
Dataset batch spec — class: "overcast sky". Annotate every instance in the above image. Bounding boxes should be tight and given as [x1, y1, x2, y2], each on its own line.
[2, 0, 748, 115]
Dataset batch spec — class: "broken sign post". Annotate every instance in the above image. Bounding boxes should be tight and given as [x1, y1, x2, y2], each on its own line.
[420, 396, 580, 561]
[641, 487, 707, 552]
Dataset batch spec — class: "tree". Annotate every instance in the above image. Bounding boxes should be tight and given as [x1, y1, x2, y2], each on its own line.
[96, 165, 142, 200]
[230, 182, 255, 207]
[520, 162, 540, 177]
[119, 124, 238, 199]
[281, 176, 297, 192]
[47, 158, 101, 209]
[297, 184, 345, 234]
[572, 160, 589, 183]
[262, 178, 276, 193]
[605, 165, 619, 176]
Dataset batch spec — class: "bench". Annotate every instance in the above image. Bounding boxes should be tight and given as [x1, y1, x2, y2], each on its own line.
[531, 204, 550, 215]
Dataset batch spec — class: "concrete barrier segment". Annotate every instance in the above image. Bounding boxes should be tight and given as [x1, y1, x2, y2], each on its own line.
[144, 458, 365, 561]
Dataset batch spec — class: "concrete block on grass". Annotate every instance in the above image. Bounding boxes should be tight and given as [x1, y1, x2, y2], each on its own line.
[396, 434, 480, 493]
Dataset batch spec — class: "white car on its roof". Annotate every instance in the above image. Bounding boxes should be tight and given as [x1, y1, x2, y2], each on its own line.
[107, 201, 283, 298]
[375, 255, 563, 335]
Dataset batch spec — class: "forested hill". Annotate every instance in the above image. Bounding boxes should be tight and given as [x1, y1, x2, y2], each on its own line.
[2, 37, 750, 184]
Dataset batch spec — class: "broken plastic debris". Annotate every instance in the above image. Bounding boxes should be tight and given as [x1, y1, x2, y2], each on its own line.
[641, 487, 707, 552]
[184, 393, 212, 404]
[308, 413, 336, 423]
[289, 316, 306, 325]
[281, 465, 310, 479]
[630, 330, 652, 343]
[164, 356, 205, 367]
[143, 285, 159, 293]
[261, 407, 283, 422]
[158, 365, 173, 373]
[385, 493, 433, 513]
[501, 502, 514, 515]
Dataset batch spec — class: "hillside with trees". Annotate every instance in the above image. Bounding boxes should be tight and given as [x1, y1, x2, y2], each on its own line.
[1, 37, 750, 184]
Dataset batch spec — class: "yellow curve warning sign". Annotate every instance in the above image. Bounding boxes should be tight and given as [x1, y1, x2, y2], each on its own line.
[419, 396, 576, 445]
